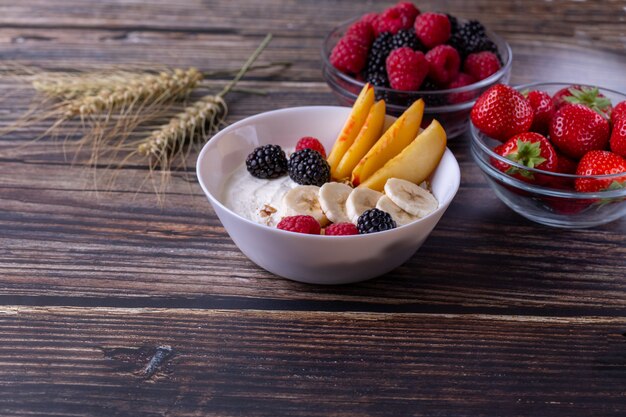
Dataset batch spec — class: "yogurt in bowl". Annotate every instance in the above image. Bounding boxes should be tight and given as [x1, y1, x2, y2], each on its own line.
[196, 106, 460, 284]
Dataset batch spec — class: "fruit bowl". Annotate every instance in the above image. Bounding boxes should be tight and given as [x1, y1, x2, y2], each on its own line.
[470, 82, 626, 228]
[321, 18, 512, 139]
[196, 106, 460, 284]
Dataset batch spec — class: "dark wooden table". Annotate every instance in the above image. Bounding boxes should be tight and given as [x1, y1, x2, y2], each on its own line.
[1, 1, 625, 416]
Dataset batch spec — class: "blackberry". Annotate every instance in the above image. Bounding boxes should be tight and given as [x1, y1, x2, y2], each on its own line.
[246, 144, 288, 179]
[446, 13, 459, 34]
[420, 79, 446, 107]
[357, 208, 396, 234]
[390, 29, 425, 52]
[448, 20, 489, 58]
[288, 149, 330, 186]
[364, 32, 393, 88]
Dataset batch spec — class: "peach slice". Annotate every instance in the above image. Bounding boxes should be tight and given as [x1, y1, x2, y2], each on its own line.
[327, 84, 375, 179]
[334, 100, 386, 180]
[351, 99, 424, 186]
[358, 119, 447, 192]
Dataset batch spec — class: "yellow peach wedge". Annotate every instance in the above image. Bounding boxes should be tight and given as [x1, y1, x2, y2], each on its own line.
[351, 99, 424, 186]
[333, 100, 386, 180]
[358, 119, 447, 192]
[327, 83, 375, 179]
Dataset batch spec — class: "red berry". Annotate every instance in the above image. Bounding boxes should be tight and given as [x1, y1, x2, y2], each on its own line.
[386, 47, 429, 91]
[446, 72, 476, 104]
[277, 215, 321, 235]
[611, 101, 626, 125]
[413, 12, 450, 49]
[548, 152, 578, 189]
[324, 222, 359, 236]
[491, 132, 558, 184]
[295, 136, 327, 159]
[609, 117, 626, 157]
[470, 84, 533, 142]
[330, 36, 368, 74]
[360, 12, 379, 27]
[549, 104, 610, 160]
[463, 51, 501, 81]
[425, 45, 460, 86]
[552, 85, 612, 118]
[525, 90, 555, 135]
[394, 2, 420, 25]
[373, 3, 415, 35]
[575, 150, 626, 192]
[345, 20, 374, 48]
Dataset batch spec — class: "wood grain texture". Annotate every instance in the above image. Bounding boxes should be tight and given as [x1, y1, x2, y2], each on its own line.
[1, 307, 625, 417]
[0, 0, 625, 415]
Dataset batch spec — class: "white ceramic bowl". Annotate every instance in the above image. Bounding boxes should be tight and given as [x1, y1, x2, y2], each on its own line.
[196, 106, 460, 284]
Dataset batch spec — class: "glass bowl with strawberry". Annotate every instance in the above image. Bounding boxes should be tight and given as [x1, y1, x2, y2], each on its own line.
[321, 2, 512, 139]
[470, 82, 626, 228]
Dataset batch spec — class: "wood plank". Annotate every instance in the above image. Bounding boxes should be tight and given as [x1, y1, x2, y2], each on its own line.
[0, 135, 624, 314]
[0, 307, 624, 417]
[0, 0, 623, 53]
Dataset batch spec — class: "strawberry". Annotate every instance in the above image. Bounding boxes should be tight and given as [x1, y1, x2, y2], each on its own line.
[611, 101, 626, 124]
[470, 84, 533, 142]
[491, 132, 557, 183]
[552, 85, 612, 118]
[524, 90, 555, 135]
[609, 117, 626, 157]
[547, 152, 578, 190]
[575, 150, 626, 192]
[549, 104, 610, 160]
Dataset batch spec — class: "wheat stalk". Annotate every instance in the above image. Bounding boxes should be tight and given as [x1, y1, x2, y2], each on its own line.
[62, 68, 203, 118]
[134, 34, 273, 168]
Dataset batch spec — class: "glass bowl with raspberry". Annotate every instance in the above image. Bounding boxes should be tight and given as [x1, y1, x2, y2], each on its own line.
[470, 82, 626, 228]
[321, 5, 512, 139]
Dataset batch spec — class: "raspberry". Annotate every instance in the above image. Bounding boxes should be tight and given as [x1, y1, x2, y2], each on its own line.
[330, 35, 368, 74]
[277, 215, 321, 235]
[386, 47, 429, 91]
[413, 12, 451, 49]
[394, 2, 420, 26]
[295, 137, 327, 158]
[446, 72, 477, 104]
[345, 20, 375, 48]
[463, 51, 501, 81]
[373, 3, 416, 36]
[364, 32, 394, 88]
[360, 12, 379, 27]
[324, 222, 359, 236]
[288, 148, 330, 186]
[425, 44, 460, 86]
[245, 144, 288, 179]
[357, 208, 397, 234]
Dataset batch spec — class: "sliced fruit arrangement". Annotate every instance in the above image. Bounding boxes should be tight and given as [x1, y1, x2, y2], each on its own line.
[471, 83, 626, 201]
[243, 82, 448, 235]
[329, 2, 502, 95]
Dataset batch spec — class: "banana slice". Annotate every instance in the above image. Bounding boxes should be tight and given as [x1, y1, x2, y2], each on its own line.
[318, 182, 353, 224]
[376, 195, 420, 227]
[346, 187, 383, 224]
[282, 185, 328, 225]
[384, 178, 438, 218]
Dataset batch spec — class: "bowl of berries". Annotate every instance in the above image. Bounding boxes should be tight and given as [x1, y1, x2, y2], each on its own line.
[322, 2, 512, 139]
[470, 82, 626, 228]
[196, 86, 460, 284]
